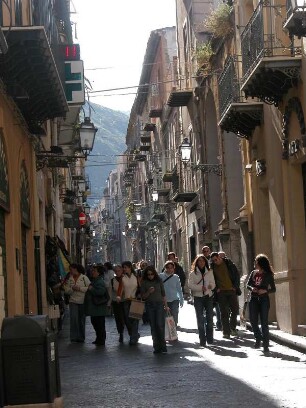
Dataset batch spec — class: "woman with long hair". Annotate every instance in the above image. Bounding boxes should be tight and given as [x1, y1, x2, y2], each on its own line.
[122, 261, 140, 345]
[188, 254, 216, 347]
[141, 266, 169, 353]
[247, 254, 276, 353]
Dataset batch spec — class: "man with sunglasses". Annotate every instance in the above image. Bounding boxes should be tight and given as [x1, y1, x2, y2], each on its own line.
[210, 252, 241, 339]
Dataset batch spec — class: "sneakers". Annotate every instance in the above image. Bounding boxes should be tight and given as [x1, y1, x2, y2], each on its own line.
[230, 329, 238, 337]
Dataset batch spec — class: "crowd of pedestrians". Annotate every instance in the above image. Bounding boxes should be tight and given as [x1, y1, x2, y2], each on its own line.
[48, 250, 276, 355]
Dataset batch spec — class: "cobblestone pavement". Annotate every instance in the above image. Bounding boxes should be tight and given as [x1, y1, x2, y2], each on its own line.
[58, 303, 306, 408]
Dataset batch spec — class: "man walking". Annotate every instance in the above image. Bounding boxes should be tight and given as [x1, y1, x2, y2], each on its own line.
[202, 246, 222, 331]
[210, 252, 241, 338]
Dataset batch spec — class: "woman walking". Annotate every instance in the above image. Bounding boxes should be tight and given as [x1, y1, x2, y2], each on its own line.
[111, 264, 126, 343]
[247, 254, 276, 353]
[64, 263, 90, 343]
[188, 255, 215, 347]
[141, 266, 168, 354]
[85, 264, 109, 346]
[122, 261, 140, 345]
[159, 261, 184, 326]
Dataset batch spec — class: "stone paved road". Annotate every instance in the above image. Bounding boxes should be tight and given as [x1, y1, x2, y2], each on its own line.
[58, 303, 306, 408]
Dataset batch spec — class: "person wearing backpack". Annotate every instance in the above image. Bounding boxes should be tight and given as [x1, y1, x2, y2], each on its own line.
[85, 264, 110, 346]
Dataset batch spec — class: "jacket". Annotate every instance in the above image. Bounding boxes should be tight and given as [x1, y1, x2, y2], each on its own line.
[84, 275, 109, 316]
[122, 274, 138, 299]
[247, 269, 276, 297]
[188, 267, 216, 298]
[212, 258, 241, 295]
[159, 272, 184, 306]
[63, 274, 90, 304]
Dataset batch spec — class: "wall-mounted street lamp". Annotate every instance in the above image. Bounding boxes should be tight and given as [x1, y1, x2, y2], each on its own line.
[179, 137, 192, 163]
[179, 138, 222, 176]
[152, 190, 159, 202]
[79, 117, 98, 158]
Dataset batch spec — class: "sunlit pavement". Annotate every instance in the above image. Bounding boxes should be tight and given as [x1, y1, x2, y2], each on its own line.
[58, 303, 306, 408]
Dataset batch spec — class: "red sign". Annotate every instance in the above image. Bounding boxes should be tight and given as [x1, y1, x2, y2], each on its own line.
[79, 212, 86, 226]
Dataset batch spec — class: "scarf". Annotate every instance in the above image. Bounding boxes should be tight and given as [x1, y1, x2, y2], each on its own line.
[196, 266, 207, 293]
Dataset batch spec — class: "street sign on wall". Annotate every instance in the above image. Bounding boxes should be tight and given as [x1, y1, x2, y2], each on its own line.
[79, 212, 86, 226]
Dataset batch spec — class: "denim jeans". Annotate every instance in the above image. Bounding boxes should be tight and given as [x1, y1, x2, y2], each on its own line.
[194, 296, 214, 343]
[167, 299, 179, 326]
[146, 302, 166, 351]
[123, 300, 140, 344]
[249, 295, 270, 347]
[217, 290, 239, 336]
[69, 302, 86, 342]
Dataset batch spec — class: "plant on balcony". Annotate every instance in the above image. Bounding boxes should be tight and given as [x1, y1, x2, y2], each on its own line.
[125, 203, 134, 222]
[204, 3, 234, 39]
[194, 42, 214, 76]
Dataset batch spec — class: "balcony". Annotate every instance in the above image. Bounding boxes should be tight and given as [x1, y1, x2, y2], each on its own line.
[284, 0, 306, 38]
[241, 2, 301, 106]
[171, 171, 197, 203]
[149, 107, 162, 118]
[218, 56, 263, 138]
[167, 90, 193, 107]
[143, 123, 156, 132]
[140, 143, 151, 152]
[0, 27, 68, 133]
[140, 134, 151, 143]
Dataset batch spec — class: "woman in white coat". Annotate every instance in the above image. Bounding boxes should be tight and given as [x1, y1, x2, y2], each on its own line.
[188, 255, 216, 347]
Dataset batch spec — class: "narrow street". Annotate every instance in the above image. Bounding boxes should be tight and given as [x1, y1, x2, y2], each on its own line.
[58, 304, 306, 408]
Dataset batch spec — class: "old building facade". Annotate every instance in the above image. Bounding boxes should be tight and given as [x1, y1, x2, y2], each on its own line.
[0, 1, 92, 326]
[98, 0, 306, 336]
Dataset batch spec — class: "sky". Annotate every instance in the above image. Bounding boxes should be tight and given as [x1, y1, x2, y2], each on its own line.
[72, 0, 177, 113]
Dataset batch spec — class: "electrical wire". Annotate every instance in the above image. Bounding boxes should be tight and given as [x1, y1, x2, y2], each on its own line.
[88, 78, 182, 94]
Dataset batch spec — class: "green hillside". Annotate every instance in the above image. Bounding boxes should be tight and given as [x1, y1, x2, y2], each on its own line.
[85, 103, 128, 203]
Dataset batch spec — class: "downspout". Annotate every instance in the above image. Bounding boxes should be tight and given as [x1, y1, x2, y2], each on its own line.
[32, 145, 43, 314]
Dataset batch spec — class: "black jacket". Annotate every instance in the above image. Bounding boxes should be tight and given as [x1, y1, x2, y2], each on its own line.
[247, 269, 276, 296]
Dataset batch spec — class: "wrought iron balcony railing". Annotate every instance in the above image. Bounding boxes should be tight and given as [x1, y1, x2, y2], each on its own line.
[241, 1, 301, 105]
[219, 56, 240, 120]
[218, 56, 263, 138]
[284, 0, 306, 38]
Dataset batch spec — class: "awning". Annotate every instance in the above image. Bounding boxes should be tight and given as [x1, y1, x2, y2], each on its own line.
[0, 27, 68, 133]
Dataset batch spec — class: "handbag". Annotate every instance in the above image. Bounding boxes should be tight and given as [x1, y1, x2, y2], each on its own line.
[165, 312, 178, 341]
[48, 304, 60, 319]
[129, 299, 145, 319]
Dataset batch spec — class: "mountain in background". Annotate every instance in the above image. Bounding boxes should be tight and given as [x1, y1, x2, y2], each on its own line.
[85, 103, 128, 203]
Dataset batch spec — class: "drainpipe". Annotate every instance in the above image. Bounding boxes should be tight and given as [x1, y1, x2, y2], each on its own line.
[32, 148, 43, 314]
